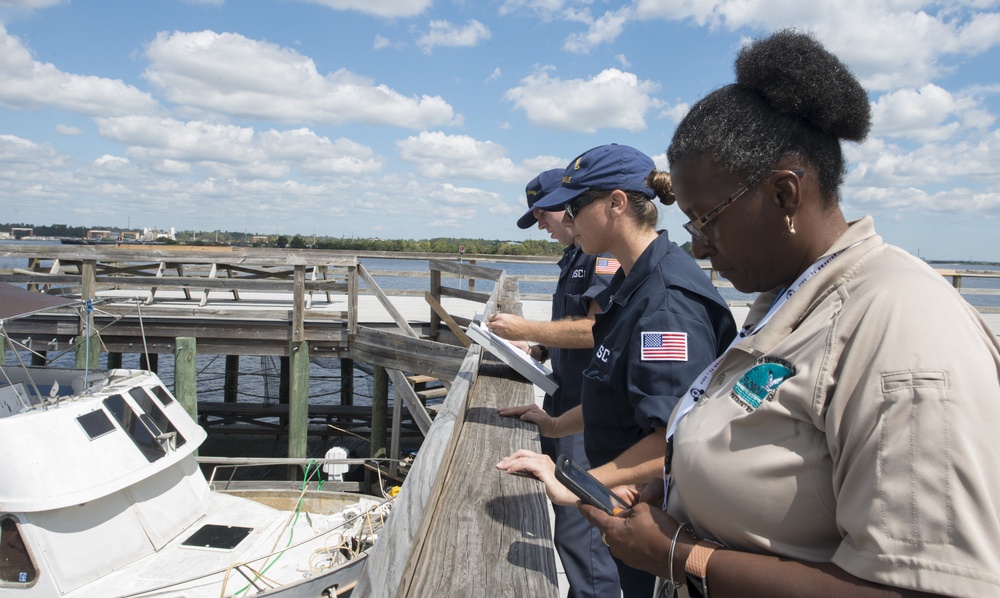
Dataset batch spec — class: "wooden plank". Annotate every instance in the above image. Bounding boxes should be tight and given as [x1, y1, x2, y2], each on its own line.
[423, 292, 471, 348]
[388, 369, 433, 435]
[358, 263, 419, 338]
[438, 286, 493, 303]
[355, 272, 557, 598]
[399, 354, 557, 597]
[348, 326, 466, 382]
[429, 259, 505, 281]
[353, 343, 482, 597]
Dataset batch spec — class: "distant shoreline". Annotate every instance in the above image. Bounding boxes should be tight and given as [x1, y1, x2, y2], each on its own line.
[925, 259, 1000, 267]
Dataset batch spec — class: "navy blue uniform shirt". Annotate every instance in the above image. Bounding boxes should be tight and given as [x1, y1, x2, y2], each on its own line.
[581, 231, 737, 467]
[546, 245, 615, 418]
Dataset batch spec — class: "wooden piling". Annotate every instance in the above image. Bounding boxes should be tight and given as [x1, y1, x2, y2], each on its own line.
[139, 352, 158, 373]
[31, 350, 46, 366]
[371, 365, 388, 459]
[340, 358, 354, 406]
[107, 352, 123, 369]
[174, 337, 197, 417]
[287, 340, 310, 464]
[224, 355, 240, 404]
[74, 334, 99, 369]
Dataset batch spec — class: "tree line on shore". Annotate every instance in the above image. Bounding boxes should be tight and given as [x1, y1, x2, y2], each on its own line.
[2, 222, 567, 256]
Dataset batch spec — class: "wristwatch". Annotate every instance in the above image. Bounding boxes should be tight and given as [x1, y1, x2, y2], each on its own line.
[685, 539, 724, 597]
[533, 344, 549, 362]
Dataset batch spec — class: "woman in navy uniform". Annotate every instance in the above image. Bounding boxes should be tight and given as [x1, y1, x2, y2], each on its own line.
[498, 144, 737, 597]
[489, 169, 622, 597]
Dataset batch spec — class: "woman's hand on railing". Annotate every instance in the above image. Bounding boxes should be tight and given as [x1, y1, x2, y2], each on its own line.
[496, 450, 579, 506]
[496, 403, 555, 436]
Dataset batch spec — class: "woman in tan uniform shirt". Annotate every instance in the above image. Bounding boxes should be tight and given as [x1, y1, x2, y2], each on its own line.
[580, 30, 1000, 598]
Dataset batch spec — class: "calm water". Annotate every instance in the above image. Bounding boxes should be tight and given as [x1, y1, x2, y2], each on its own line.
[3, 239, 998, 407]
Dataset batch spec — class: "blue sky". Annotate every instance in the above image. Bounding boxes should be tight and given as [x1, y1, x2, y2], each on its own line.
[1, 0, 998, 261]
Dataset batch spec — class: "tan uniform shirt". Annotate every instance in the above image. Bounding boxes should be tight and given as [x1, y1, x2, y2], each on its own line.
[668, 216, 1000, 597]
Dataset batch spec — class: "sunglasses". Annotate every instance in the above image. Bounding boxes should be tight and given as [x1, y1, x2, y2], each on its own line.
[564, 192, 607, 219]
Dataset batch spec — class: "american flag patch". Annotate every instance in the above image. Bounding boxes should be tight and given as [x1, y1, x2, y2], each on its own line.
[595, 257, 620, 275]
[640, 331, 688, 361]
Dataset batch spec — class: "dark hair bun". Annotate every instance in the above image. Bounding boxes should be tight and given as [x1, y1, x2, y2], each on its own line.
[735, 29, 871, 142]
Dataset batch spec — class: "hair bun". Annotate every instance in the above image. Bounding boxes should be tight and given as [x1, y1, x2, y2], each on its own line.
[735, 29, 870, 142]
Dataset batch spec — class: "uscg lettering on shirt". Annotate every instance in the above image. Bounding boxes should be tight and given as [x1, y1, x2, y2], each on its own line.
[730, 357, 796, 414]
[595, 344, 611, 362]
[571, 268, 587, 279]
[640, 331, 688, 361]
[595, 257, 620, 275]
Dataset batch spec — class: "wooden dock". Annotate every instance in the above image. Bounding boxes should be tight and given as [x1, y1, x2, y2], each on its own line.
[2, 244, 998, 596]
[353, 278, 559, 597]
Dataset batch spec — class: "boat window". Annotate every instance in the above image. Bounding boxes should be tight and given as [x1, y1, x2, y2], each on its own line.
[149, 384, 174, 406]
[129, 387, 186, 450]
[0, 516, 38, 587]
[76, 409, 116, 440]
[103, 394, 166, 462]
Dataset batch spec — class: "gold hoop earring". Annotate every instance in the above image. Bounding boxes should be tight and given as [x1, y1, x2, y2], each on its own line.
[785, 215, 796, 235]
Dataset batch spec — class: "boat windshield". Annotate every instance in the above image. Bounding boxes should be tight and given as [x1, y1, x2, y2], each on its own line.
[103, 387, 186, 462]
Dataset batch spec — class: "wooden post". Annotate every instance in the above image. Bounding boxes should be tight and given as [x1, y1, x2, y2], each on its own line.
[468, 258, 476, 293]
[107, 352, 123, 369]
[31, 350, 47, 366]
[76, 260, 99, 370]
[279, 356, 290, 403]
[390, 384, 402, 478]
[340, 358, 354, 406]
[139, 352, 159, 373]
[0, 337, 5, 365]
[287, 340, 310, 471]
[224, 355, 240, 403]
[371, 365, 388, 460]
[429, 267, 442, 339]
[347, 264, 359, 337]
[174, 338, 197, 418]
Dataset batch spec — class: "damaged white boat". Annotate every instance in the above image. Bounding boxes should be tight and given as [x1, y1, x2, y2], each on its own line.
[0, 285, 391, 597]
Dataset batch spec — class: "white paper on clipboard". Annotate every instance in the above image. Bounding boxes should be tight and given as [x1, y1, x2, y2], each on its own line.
[466, 317, 559, 395]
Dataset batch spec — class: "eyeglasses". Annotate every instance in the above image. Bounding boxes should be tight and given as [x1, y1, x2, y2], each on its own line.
[683, 169, 804, 244]
[564, 192, 605, 219]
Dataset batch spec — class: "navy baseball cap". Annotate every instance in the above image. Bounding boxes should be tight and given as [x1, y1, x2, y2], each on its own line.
[533, 144, 657, 211]
[517, 168, 564, 229]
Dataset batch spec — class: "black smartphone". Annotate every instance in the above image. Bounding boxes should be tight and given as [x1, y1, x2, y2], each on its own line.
[553, 453, 630, 516]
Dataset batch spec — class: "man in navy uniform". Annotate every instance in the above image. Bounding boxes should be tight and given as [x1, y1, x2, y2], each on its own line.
[487, 169, 621, 597]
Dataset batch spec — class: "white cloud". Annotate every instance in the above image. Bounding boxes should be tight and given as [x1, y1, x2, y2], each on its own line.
[0, 0, 65, 8]
[416, 19, 491, 54]
[0, 134, 67, 168]
[55, 124, 83, 135]
[396, 131, 564, 183]
[487, 67, 502, 82]
[373, 34, 396, 49]
[498, 0, 570, 17]
[504, 67, 661, 132]
[870, 84, 994, 142]
[95, 116, 383, 178]
[298, 0, 431, 18]
[142, 30, 461, 129]
[632, 0, 1000, 90]
[0, 25, 160, 117]
[563, 6, 633, 54]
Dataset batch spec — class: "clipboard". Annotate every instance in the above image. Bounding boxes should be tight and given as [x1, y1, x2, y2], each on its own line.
[466, 316, 559, 395]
